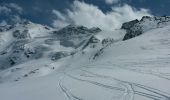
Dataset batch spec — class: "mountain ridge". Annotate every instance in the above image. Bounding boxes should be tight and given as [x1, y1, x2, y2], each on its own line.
[1, 16, 170, 70]
[122, 16, 170, 40]
[0, 16, 170, 100]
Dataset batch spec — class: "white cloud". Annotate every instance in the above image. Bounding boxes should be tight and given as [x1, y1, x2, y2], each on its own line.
[105, 0, 119, 4]
[0, 3, 23, 24]
[0, 6, 11, 14]
[0, 20, 7, 26]
[11, 15, 22, 23]
[52, 1, 152, 30]
[0, 3, 23, 14]
[52, 10, 70, 29]
[8, 3, 23, 14]
[52, 10, 67, 21]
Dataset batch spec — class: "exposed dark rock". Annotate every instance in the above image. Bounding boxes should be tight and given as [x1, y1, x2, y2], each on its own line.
[82, 36, 100, 50]
[51, 51, 69, 61]
[53, 24, 101, 37]
[44, 26, 50, 30]
[13, 29, 30, 39]
[8, 57, 17, 65]
[24, 74, 28, 77]
[0, 25, 14, 32]
[93, 48, 104, 60]
[122, 16, 170, 41]
[121, 19, 139, 30]
[123, 29, 143, 41]
[140, 16, 152, 22]
[28, 69, 39, 74]
[121, 19, 142, 41]
[102, 38, 115, 46]
[51, 25, 101, 48]
[24, 48, 35, 58]
[89, 36, 100, 43]
[13, 30, 20, 38]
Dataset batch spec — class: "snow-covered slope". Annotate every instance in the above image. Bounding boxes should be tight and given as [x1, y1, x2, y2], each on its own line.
[0, 16, 170, 100]
[0, 22, 109, 82]
[0, 22, 103, 70]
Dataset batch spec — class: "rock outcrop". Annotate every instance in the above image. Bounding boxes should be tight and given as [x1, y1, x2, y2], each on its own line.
[122, 16, 170, 40]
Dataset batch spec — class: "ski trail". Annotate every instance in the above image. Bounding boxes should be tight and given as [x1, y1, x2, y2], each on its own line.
[119, 83, 134, 100]
[66, 72, 164, 100]
[79, 69, 170, 100]
[65, 73, 134, 100]
[59, 78, 83, 100]
[81, 63, 170, 81]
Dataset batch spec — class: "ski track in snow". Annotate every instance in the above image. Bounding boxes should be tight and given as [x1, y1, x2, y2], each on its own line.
[59, 79, 83, 100]
[1, 17, 170, 100]
[57, 63, 170, 100]
[82, 62, 170, 81]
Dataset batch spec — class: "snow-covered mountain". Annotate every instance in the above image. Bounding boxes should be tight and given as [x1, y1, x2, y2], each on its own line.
[122, 16, 170, 40]
[0, 16, 170, 100]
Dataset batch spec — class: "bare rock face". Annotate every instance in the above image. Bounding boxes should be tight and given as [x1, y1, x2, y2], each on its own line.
[0, 25, 14, 32]
[52, 24, 102, 48]
[122, 16, 170, 40]
[121, 19, 139, 30]
[102, 38, 115, 46]
[13, 29, 31, 39]
[53, 24, 101, 38]
[82, 35, 100, 50]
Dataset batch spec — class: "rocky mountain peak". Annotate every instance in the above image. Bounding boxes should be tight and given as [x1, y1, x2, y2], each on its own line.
[121, 19, 139, 30]
[122, 16, 170, 40]
[0, 25, 14, 32]
[53, 24, 101, 36]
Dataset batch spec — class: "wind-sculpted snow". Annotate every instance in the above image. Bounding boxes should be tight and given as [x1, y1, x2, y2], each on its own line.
[0, 17, 170, 100]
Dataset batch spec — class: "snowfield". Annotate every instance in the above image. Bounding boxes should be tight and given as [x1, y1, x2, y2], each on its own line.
[0, 17, 170, 100]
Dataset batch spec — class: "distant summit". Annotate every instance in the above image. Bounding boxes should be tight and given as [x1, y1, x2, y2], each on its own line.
[122, 16, 170, 40]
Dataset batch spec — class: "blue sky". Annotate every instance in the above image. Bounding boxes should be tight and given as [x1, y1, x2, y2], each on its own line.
[0, 0, 170, 29]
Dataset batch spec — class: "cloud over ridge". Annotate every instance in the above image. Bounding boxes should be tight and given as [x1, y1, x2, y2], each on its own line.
[105, 0, 120, 4]
[0, 3, 23, 25]
[52, 1, 152, 30]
